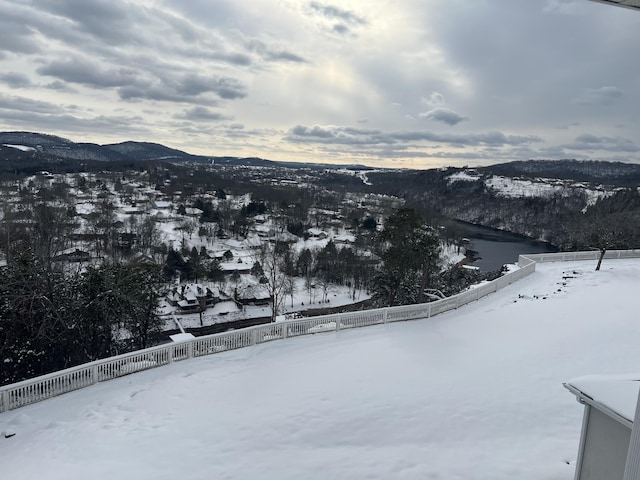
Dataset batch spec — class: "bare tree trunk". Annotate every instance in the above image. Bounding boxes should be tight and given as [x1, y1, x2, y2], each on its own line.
[595, 247, 606, 271]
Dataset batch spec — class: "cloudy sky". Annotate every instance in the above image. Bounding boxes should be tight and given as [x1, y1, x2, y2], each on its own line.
[0, 0, 639, 169]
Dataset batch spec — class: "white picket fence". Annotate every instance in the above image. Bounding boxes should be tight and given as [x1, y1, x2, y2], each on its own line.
[2, 249, 639, 413]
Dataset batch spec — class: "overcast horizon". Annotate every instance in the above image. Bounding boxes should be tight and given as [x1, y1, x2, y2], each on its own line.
[0, 0, 639, 169]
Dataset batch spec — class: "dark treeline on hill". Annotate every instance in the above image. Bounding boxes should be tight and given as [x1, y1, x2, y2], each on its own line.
[365, 164, 640, 251]
[481, 159, 640, 186]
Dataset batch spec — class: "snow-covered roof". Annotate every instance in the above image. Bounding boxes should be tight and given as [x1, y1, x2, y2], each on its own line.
[224, 238, 245, 249]
[220, 261, 252, 272]
[334, 233, 355, 243]
[565, 374, 640, 426]
[177, 299, 196, 308]
[236, 284, 270, 300]
[169, 333, 195, 343]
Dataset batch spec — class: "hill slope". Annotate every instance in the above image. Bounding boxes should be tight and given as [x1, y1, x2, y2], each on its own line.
[2, 258, 639, 479]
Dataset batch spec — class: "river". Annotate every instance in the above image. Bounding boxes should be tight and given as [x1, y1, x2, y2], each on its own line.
[454, 221, 558, 272]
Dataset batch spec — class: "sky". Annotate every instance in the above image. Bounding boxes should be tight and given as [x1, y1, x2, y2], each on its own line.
[3, 258, 640, 479]
[0, 0, 639, 169]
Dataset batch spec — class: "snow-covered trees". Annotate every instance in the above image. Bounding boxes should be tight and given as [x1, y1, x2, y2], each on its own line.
[373, 208, 441, 306]
[0, 245, 165, 385]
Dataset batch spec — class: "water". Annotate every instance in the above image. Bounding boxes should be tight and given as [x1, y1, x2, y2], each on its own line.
[455, 221, 558, 272]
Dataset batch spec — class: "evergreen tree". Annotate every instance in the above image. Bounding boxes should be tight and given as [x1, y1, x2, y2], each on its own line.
[374, 208, 440, 306]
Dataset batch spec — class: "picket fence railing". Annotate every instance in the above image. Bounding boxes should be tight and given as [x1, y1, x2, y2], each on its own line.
[2, 249, 640, 413]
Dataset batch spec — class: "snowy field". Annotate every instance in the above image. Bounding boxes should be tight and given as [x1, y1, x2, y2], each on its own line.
[3, 258, 640, 479]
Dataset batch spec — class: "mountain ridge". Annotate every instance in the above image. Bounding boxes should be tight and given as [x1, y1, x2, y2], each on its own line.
[0, 131, 375, 170]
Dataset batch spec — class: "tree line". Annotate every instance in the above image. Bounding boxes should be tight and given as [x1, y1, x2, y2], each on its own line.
[0, 243, 164, 385]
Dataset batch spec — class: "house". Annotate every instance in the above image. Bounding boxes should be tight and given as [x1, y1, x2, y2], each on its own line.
[166, 283, 220, 313]
[564, 374, 640, 480]
[307, 227, 327, 239]
[53, 248, 91, 263]
[234, 284, 271, 306]
[334, 233, 356, 245]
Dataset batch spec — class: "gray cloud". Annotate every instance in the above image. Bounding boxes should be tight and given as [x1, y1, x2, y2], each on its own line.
[419, 108, 468, 126]
[45, 80, 76, 92]
[0, 111, 149, 136]
[568, 133, 640, 152]
[0, 93, 148, 136]
[174, 75, 245, 99]
[307, 1, 367, 37]
[308, 2, 366, 25]
[266, 51, 307, 63]
[0, 93, 64, 114]
[116, 85, 215, 105]
[285, 124, 543, 147]
[572, 86, 624, 105]
[575, 133, 607, 144]
[332, 24, 350, 35]
[0, 72, 33, 88]
[0, 5, 43, 54]
[175, 106, 231, 122]
[34, 0, 135, 47]
[37, 55, 246, 104]
[245, 39, 307, 63]
[37, 57, 139, 88]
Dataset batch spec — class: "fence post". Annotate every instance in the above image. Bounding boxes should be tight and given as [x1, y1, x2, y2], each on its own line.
[92, 365, 99, 384]
[282, 323, 288, 339]
[251, 328, 258, 345]
[188, 340, 193, 359]
[0, 389, 7, 413]
[336, 317, 341, 331]
[383, 308, 388, 324]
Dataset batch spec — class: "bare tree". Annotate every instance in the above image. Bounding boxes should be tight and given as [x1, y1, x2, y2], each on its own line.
[285, 276, 296, 309]
[255, 241, 288, 322]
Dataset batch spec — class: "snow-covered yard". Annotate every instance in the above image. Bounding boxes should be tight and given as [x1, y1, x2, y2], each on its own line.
[2, 259, 639, 479]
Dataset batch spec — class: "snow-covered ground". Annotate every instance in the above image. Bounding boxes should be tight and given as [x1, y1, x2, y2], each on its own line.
[2, 144, 36, 152]
[3, 258, 640, 479]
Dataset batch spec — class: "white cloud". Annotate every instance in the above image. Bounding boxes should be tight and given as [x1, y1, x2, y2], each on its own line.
[422, 92, 446, 107]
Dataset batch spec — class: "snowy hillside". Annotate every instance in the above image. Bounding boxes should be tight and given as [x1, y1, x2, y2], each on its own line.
[2, 259, 640, 479]
[448, 169, 610, 205]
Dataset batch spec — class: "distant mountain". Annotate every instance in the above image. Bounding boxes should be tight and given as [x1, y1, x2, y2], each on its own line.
[0, 131, 376, 170]
[0, 131, 75, 148]
[0, 131, 125, 162]
[103, 141, 197, 161]
[211, 156, 279, 167]
[0, 131, 288, 166]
